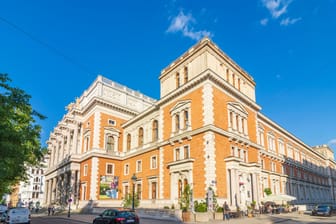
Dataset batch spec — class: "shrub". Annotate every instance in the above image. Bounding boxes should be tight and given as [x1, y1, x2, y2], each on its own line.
[194, 200, 207, 212]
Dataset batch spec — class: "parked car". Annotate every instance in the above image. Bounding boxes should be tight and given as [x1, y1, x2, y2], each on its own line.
[93, 209, 139, 224]
[4, 207, 31, 224]
[0, 212, 7, 223]
[0, 205, 8, 223]
[312, 205, 332, 216]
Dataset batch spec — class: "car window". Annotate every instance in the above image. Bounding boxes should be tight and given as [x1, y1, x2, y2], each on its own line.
[102, 210, 110, 216]
[119, 211, 133, 217]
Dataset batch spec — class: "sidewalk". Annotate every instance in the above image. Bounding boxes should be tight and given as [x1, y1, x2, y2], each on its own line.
[185, 213, 299, 224]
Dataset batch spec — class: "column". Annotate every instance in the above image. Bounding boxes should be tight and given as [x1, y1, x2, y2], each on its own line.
[67, 129, 71, 155]
[44, 180, 49, 205]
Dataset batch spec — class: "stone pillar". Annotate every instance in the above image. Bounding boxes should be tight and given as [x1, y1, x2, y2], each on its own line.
[44, 180, 49, 205]
[67, 129, 71, 155]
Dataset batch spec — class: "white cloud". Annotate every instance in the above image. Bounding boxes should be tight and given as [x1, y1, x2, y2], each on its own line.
[262, 0, 291, 18]
[260, 0, 301, 26]
[260, 18, 269, 26]
[167, 11, 212, 41]
[280, 17, 301, 26]
[329, 139, 336, 146]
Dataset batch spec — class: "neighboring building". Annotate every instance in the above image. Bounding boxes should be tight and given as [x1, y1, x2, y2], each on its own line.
[44, 38, 336, 210]
[8, 155, 49, 209]
[17, 155, 49, 208]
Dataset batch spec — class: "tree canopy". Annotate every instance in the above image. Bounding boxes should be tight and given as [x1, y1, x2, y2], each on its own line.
[0, 74, 46, 197]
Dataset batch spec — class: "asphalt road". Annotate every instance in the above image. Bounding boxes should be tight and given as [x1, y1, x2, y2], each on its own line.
[32, 215, 181, 224]
[31, 212, 336, 224]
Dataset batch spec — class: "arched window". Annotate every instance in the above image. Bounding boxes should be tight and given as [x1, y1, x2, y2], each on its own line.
[106, 135, 114, 153]
[175, 114, 180, 132]
[183, 110, 189, 129]
[126, 134, 131, 151]
[184, 66, 188, 83]
[176, 72, 180, 88]
[152, 120, 158, 141]
[84, 136, 90, 152]
[178, 179, 182, 198]
[138, 127, 144, 147]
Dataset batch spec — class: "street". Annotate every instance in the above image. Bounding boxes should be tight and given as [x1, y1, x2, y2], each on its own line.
[31, 214, 181, 224]
[31, 212, 336, 224]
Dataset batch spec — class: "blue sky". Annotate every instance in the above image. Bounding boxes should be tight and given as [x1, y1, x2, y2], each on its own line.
[1, 0, 335, 151]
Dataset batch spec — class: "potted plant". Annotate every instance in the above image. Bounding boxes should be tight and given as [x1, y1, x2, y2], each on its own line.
[193, 200, 209, 222]
[180, 184, 192, 222]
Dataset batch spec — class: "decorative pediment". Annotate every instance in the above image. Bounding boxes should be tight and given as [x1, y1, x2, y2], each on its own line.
[228, 102, 248, 115]
[103, 126, 121, 134]
[170, 100, 191, 114]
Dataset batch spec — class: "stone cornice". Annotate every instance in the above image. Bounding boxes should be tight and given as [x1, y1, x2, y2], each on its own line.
[124, 68, 260, 128]
[257, 113, 329, 161]
[160, 37, 254, 85]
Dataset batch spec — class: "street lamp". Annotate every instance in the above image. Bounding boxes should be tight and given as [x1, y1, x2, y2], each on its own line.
[131, 173, 137, 211]
[67, 186, 73, 218]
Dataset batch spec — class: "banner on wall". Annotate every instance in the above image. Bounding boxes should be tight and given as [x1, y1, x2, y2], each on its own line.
[100, 175, 119, 199]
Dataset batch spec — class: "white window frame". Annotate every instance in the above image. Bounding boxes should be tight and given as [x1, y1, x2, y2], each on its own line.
[227, 102, 248, 136]
[174, 147, 181, 161]
[106, 163, 115, 175]
[267, 132, 276, 151]
[150, 155, 157, 169]
[183, 145, 190, 159]
[84, 164, 88, 176]
[136, 160, 142, 173]
[278, 139, 285, 155]
[124, 163, 129, 175]
[257, 125, 265, 146]
[170, 100, 192, 135]
[108, 119, 116, 126]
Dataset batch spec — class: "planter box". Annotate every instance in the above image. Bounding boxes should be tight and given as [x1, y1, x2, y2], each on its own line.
[194, 212, 210, 222]
[214, 212, 223, 220]
[182, 211, 192, 222]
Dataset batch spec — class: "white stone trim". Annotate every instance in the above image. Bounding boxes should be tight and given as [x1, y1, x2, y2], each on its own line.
[202, 83, 214, 125]
[159, 147, 164, 199]
[203, 132, 216, 191]
[93, 112, 101, 148]
[90, 157, 99, 200]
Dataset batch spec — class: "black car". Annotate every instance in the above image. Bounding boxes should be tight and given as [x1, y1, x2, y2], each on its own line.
[0, 211, 6, 223]
[93, 209, 139, 224]
[312, 205, 332, 216]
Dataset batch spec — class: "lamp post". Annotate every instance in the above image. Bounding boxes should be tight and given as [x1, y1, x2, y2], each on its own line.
[67, 186, 72, 218]
[131, 173, 137, 211]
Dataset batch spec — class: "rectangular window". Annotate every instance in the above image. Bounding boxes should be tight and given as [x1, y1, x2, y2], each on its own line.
[184, 145, 190, 159]
[151, 182, 157, 199]
[136, 160, 142, 173]
[151, 156, 157, 169]
[124, 164, 129, 175]
[106, 163, 114, 175]
[108, 119, 116, 126]
[137, 183, 142, 199]
[124, 185, 129, 195]
[278, 140, 285, 155]
[176, 72, 180, 88]
[271, 162, 276, 172]
[175, 148, 180, 161]
[267, 134, 275, 151]
[84, 164, 88, 176]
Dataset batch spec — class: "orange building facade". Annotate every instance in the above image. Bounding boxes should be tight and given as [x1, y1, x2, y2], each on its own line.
[44, 38, 336, 210]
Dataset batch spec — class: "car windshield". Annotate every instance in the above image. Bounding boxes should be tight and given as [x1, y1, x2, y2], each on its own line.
[317, 205, 329, 209]
[118, 211, 134, 217]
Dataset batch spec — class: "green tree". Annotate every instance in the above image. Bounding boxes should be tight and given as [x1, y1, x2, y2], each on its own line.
[122, 193, 140, 209]
[179, 184, 191, 212]
[264, 188, 272, 196]
[0, 74, 46, 196]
